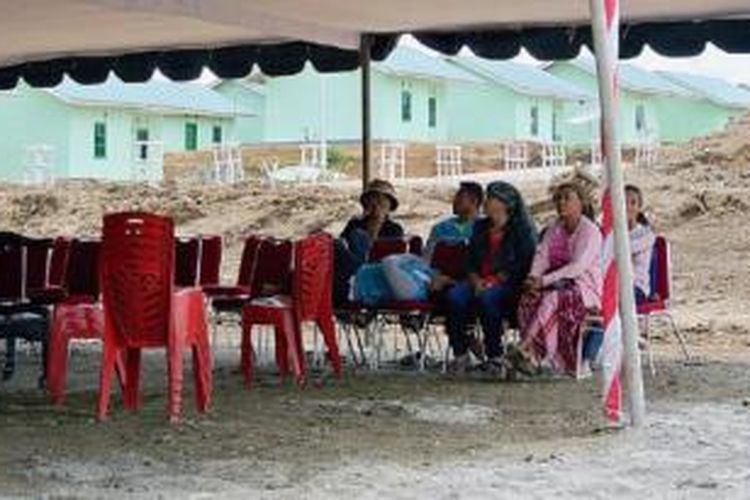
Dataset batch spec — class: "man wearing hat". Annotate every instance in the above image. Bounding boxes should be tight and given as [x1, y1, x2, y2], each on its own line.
[334, 179, 405, 305]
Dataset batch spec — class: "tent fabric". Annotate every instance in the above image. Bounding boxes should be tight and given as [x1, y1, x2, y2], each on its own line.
[1, 1, 750, 89]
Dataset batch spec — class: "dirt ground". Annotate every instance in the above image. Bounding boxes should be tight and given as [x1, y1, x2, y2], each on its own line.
[1, 119, 750, 497]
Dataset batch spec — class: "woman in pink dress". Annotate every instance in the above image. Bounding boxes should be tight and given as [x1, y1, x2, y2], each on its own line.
[511, 181, 602, 375]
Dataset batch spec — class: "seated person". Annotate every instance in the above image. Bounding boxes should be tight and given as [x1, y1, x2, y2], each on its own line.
[334, 179, 404, 305]
[512, 179, 602, 376]
[626, 184, 655, 305]
[444, 181, 537, 376]
[377, 181, 484, 303]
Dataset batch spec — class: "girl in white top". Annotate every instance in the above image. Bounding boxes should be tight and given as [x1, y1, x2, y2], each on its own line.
[625, 185, 656, 304]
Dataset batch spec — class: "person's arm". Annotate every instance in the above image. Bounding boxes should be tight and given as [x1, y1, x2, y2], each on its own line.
[541, 222, 602, 287]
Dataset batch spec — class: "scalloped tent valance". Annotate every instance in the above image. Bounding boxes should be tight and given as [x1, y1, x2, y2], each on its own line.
[1, 0, 749, 89]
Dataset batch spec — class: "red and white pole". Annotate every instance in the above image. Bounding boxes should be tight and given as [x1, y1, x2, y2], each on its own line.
[589, 0, 646, 427]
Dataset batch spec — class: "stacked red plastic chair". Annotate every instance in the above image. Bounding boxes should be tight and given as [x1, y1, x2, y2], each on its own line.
[241, 232, 341, 387]
[97, 212, 212, 422]
[174, 236, 201, 288]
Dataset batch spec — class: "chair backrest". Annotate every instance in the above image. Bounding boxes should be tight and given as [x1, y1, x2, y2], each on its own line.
[293, 233, 333, 320]
[25, 237, 53, 291]
[236, 235, 263, 287]
[0, 232, 25, 302]
[48, 237, 71, 287]
[407, 235, 423, 256]
[66, 239, 101, 298]
[430, 239, 469, 281]
[368, 238, 408, 263]
[198, 235, 223, 286]
[175, 236, 200, 287]
[101, 212, 175, 348]
[649, 235, 671, 302]
[252, 238, 293, 296]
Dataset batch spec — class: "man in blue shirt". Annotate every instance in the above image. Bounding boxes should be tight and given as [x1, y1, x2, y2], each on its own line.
[424, 181, 483, 262]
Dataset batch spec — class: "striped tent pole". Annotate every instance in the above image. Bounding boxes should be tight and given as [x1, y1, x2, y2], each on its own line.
[589, 0, 646, 426]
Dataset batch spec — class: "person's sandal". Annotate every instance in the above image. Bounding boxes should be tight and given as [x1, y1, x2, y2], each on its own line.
[506, 344, 538, 377]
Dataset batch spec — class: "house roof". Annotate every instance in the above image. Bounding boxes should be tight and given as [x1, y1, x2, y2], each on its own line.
[49, 76, 244, 117]
[376, 47, 481, 84]
[554, 58, 691, 97]
[448, 56, 592, 101]
[658, 71, 750, 108]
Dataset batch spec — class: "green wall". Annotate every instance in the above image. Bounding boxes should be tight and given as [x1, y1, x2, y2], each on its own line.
[652, 96, 744, 143]
[0, 85, 71, 181]
[213, 81, 266, 144]
[546, 63, 660, 146]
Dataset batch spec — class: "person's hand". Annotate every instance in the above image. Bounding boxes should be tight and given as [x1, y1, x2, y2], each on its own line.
[469, 275, 486, 294]
[524, 275, 542, 292]
[430, 274, 453, 292]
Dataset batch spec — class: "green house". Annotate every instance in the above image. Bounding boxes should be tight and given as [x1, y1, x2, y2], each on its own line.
[216, 46, 481, 144]
[653, 71, 750, 142]
[444, 56, 592, 143]
[545, 58, 690, 146]
[0, 77, 242, 182]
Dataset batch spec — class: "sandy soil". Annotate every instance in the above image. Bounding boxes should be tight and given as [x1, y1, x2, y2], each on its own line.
[1, 117, 750, 497]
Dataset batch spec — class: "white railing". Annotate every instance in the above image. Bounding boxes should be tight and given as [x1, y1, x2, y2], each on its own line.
[634, 135, 659, 169]
[211, 143, 244, 184]
[378, 142, 406, 181]
[435, 145, 462, 178]
[501, 141, 529, 170]
[299, 143, 327, 168]
[541, 142, 566, 169]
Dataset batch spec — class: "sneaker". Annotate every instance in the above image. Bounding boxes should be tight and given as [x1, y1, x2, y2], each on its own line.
[446, 354, 469, 376]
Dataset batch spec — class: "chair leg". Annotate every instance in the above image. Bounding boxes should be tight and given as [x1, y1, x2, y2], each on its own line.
[47, 320, 70, 405]
[279, 313, 305, 387]
[667, 313, 690, 361]
[3, 335, 16, 381]
[643, 316, 656, 377]
[192, 330, 212, 413]
[167, 336, 184, 423]
[123, 348, 142, 411]
[96, 340, 118, 422]
[241, 319, 256, 386]
[318, 315, 342, 379]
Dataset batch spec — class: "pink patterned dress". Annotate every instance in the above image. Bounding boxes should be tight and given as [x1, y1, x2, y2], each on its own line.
[517, 217, 602, 374]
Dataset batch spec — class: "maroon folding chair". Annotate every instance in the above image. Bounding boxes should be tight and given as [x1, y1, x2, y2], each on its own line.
[637, 235, 690, 375]
[198, 235, 222, 287]
[175, 236, 200, 288]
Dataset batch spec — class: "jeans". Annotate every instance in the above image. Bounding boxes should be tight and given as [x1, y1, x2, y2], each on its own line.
[445, 281, 516, 359]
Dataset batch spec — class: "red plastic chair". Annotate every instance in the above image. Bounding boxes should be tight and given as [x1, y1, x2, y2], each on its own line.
[47, 239, 123, 405]
[175, 236, 200, 288]
[241, 233, 341, 387]
[198, 235, 222, 287]
[97, 212, 212, 422]
[24, 237, 53, 293]
[368, 238, 409, 263]
[48, 237, 71, 287]
[637, 235, 690, 374]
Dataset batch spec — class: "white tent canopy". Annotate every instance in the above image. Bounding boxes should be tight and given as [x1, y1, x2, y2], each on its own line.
[3, 0, 750, 67]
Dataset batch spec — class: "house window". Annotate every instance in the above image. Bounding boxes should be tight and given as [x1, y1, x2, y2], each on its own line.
[136, 128, 149, 160]
[212, 125, 223, 144]
[635, 104, 646, 132]
[185, 122, 198, 151]
[93, 122, 107, 159]
[401, 90, 412, 123]
[428, 97, 437, 128]
[530, 106, 539, 137]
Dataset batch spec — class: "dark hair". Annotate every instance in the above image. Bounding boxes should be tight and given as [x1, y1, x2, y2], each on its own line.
[458, 181, 484, 207]
[625, 184, 650, 226]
